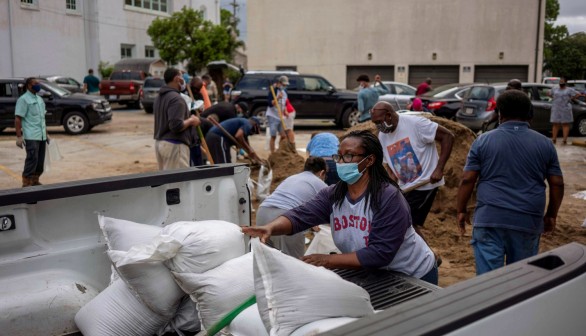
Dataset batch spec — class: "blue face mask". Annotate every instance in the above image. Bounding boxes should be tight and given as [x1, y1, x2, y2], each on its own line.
[32, 84, 41, 93]
[336, 156, 369, 185]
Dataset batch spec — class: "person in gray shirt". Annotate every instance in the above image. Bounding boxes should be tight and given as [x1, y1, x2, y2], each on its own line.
[256, 157, 328, 258]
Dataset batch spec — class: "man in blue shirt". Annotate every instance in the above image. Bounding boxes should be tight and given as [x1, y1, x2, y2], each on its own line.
[15, 77, 49, 187]
[456, 90, 564, 275]
[356, 74, 389, 122]
[83, 69, 100, 95]
[205, 117, 264, 164]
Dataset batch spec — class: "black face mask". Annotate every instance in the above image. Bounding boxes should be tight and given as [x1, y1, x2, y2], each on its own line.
[560, 83, 566, 87]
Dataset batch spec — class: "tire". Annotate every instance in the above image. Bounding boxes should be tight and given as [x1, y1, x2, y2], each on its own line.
[63, 111, 90, 135]
[0, 127, 5, 134]
[144, 106, 153, 114]
[342, 107, 361, 129]
[574, 115, 586, 136]
[252, 107, 268, 131]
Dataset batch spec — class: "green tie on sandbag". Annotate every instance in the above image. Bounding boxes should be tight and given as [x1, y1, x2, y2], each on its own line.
[197, 295, 257, 336]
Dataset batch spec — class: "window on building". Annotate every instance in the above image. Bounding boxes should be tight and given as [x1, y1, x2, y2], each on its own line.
[66, 0, 77, 10]
[20, 0, 39, 9]
[145, 46, 155, 58]
[121, 45, 134, 59]
[125, 0, 169, 13]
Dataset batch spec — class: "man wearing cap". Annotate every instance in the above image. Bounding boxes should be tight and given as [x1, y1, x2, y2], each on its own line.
[204, 117, 265, 164]
[356, 74, 389, 122]
[266, 75, 289, 153]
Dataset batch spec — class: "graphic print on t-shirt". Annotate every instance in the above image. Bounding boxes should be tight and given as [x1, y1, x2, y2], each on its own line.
[386, 137, 422, 184]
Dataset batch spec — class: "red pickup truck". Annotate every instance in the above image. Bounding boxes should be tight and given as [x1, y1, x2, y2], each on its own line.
[99, 70, 146, 109]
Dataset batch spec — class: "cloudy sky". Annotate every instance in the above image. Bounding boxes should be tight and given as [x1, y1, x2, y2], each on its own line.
[556, 0, 586, 34]
[220, 0, 585, 42]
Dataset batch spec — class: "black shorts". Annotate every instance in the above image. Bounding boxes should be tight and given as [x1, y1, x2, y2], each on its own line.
[404, 188, 438, 227]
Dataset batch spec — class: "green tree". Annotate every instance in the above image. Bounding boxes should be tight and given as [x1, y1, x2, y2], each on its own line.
[544, 0, 569, 74]
[546, 33, 586, 79]
[147, 7, 243, 74]
[98, 61, 114, 79]
[221, 8, 240, 37]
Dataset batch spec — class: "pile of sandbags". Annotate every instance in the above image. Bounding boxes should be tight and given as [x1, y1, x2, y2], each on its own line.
[75, 216, 244, 336]
[75, 216, 374, 336]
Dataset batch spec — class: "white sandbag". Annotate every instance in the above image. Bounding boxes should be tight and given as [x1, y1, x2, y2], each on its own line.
[74, 279, 168, 336]
[158, 296, 201, 335]
[304, 225, 342, 256]
[98, 215, 162, 251]
[256, 165, 273, 202]
[161, 220, 245, 273]
[290, 317, 358, 336]
[109, 250, 185, 318]
[251, 238, 374, 336]
[99, 215, 183, 318]
[172, 253, 254, 330]
[228, 303, 269, 336]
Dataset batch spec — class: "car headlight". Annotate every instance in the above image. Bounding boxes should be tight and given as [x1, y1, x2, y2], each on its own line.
[92, 101, 101, 110]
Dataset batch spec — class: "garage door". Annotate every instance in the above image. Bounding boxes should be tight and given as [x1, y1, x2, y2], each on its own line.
[408, 66, 459, 87]
[474, 65, 529, 84]
[346, 66, 394, 90]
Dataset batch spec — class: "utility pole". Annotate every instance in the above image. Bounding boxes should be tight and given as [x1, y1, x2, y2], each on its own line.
[229, 0, 239, 17]
[228, 0, 239, 30]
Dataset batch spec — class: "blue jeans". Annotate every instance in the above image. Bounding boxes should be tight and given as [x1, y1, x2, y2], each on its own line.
[419, 263, 439, 286]
[471, 227, 540, 275]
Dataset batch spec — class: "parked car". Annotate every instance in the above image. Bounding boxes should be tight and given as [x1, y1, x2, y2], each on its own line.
[99, 70, 146, 109]
[41, 75, 84, 93]
[140, 77, 164, 114]
[377, 81, 416, 110]
[418, 83, 474, 119]
[567, 80, 586, 102]
[455, 83, 586, 136]
[542, 77, 560, 85]
[230, 71, 358, 128]
[0, 78, 112, 134]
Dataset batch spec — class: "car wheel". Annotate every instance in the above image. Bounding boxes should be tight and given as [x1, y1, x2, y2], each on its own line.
[63, 111, 90, 135]
[252, 107, 268, 131]
[144, 106, 153, 114]
[574, 115, 586, 136]
[342, 107, 361, 128]
[0, 127, 5, 133]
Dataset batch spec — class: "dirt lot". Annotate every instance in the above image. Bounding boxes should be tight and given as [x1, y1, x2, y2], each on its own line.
[1, 109, 585, 287]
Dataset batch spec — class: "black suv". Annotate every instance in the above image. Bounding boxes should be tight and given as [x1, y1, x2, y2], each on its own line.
[230, 71, 358, 128]
[0, 78, 112, 135]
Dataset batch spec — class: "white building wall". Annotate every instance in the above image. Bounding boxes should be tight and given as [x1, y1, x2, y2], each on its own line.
[247, 0, 545, 87]
[1, 0, 221, 81]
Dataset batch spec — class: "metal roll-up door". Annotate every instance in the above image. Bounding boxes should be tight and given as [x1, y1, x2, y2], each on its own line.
[346, 66, 394, 90]
[474, 65, 529, 84]
[408, 65, 459, 87]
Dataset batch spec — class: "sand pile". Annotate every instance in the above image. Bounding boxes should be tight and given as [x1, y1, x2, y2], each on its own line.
[267, 139, 306, 192]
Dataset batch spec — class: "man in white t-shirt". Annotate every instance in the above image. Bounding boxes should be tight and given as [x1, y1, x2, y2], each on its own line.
[371, 101, 454, 241]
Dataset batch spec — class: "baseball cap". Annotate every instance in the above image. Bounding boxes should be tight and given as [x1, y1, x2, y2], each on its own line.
[278, 75, 290, 85]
